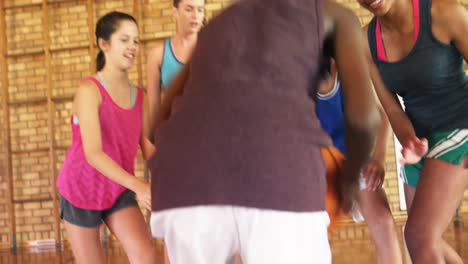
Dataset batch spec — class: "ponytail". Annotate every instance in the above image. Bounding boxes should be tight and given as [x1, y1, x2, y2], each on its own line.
[96, 50, 105, 72]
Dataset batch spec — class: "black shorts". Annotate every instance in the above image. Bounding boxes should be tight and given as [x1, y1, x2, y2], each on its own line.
[60, 191, 138, 228]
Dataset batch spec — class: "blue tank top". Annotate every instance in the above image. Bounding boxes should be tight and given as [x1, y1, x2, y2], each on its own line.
[317, 79, 346, 155]
[367, 0, 468, 138]
[160, 38, 184, 91]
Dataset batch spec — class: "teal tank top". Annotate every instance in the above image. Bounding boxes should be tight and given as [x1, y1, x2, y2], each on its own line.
[160, 38, 184, 91]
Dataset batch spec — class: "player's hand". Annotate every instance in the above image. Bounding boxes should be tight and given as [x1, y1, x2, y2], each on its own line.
[400, 136, 428, 164]
[361, 159, 385, 191]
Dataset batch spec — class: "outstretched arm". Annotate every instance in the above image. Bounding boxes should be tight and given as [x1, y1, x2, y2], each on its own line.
[326, 1, 381, 210]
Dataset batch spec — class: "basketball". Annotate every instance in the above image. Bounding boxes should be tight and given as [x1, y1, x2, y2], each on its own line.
[321, 146, 346, 227]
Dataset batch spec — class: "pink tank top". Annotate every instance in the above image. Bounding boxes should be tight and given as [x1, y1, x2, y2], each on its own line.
[57, 77, 143, 210]
[375, 0, 420, 61]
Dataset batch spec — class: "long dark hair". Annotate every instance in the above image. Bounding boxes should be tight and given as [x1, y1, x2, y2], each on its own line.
[95, 11, 137, 71]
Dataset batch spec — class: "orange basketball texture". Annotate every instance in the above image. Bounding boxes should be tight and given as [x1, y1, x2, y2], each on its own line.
[321, 146, 346, 227]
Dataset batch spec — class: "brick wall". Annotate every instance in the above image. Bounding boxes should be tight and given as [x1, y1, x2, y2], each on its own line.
[0, 0, 467, 248]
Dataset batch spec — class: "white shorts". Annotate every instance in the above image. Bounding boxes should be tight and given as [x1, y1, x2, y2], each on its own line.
[151, 206, 331, 264]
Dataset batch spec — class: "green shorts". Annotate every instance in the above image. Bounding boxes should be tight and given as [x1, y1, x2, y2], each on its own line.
[400, 129, 468, 188]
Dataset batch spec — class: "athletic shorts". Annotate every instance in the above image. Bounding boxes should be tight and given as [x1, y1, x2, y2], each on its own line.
[400, 129, 468, 188]
[60, 190, 138, 228]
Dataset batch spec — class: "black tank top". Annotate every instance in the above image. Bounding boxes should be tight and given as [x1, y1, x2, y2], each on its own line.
[368, 0, 468, 138]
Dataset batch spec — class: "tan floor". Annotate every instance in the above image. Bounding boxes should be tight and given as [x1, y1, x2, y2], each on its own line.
[1, 213, 467, 264]
[330, 219, 468, 264]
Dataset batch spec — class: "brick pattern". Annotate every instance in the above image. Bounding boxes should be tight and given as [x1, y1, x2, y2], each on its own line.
[141, 0, 176, 39]
[12, 151, 51, 200]
[51, 49, 91, 98]
[5, 7, 44, 56]
[48, 2, 89, 51]
[8, 55, 47, 102]
[9, 104, 49, 152]
[14, 201, 55, 242]
[54, 101, 73, 148]
[0, 0, 466, 247]
[4, 0, 42, 8]
[382, 137, 401, 212]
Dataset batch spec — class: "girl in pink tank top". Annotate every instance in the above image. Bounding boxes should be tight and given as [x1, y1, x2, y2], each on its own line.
[56, 11, 155, 264]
